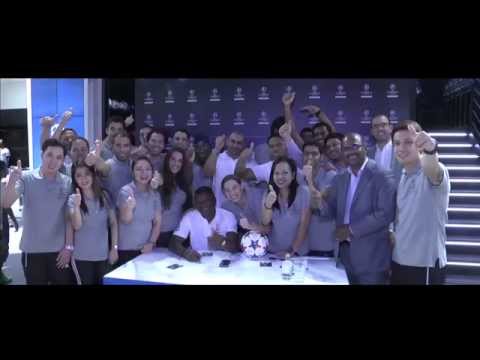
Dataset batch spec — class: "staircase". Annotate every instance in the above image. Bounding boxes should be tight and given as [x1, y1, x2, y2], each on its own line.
[429, 131, 480, 284]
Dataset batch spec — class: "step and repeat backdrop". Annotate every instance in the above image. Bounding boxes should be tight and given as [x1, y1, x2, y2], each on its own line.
[135, 79, 415, 146]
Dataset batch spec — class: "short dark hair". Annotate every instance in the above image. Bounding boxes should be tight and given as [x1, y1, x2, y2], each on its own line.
[324, 132, 346, 145]
[194, 134, 211, 145]
[194, 186, 215, 200]
[302, 141, 322, 153]
[107, 115, 125, 128]
[146, 127, 168, 143]
[270, 116, 286, 136]
[312, 121, 333, 134]
[267, 134, 283, 145]
[112, 130, 131, 144]
[72, 136, 90, 149]
[174, 128, 190, 138]
[391, 120, 423, 141]
[42, 138, 66, 156]
[300, 127, 313, 136]
[60, 128, 78, 137]
[131, 156, 154, 173]
[221, 175, 242, 193]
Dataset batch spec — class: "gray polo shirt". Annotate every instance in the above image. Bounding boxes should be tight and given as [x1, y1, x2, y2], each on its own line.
[68, 195, 112, 261]
[103, 155, 133, 205]
[117, 182, 161, 250]
[160, 187, 187, 233]
[193, 163, 212, 191]
[299, 168, 337, 251]
[15, 169, 71, 253]
[393, 162, 450, 268]
[221, 182, 266, 228]
[269, 185, 311, 256]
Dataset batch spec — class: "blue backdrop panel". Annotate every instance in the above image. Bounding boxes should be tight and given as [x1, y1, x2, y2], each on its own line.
[31, 79, 84, 168]
[135, 79, 415, 147]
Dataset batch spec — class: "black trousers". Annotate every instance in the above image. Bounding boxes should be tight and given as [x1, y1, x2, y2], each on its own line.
[0, 213, 10, 266]
[339, 242, 389, 285]
[71, 259, 110, 285]
[157, 231, 174, 248]
[391, 259, 446, 285]
[21, 252, 73, 285]
[117, 250, 142, 267]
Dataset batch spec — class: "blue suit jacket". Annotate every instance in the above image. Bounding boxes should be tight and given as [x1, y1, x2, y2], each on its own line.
[367, 145, 403, 186]
[321, 159, 396, 274]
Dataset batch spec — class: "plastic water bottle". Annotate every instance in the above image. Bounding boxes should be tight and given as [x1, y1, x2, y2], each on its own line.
[282, 253, 294, 280]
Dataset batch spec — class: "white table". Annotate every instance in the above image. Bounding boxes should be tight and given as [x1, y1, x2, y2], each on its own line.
[104, 249, 349, 285]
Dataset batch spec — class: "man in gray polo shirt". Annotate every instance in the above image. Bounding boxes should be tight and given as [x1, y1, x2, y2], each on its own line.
[2, 138, 73, 285]
[391, 121, 450, 285]
[102, 131, 133, 204]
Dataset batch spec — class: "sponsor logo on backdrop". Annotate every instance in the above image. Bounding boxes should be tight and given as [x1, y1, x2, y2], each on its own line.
[165, 90, 175, 104]
[234, 87, 245, 101]
[308, 84, 321, 99]
[387, 83, 399, 98]
[165, 113, 175, 127]
[209, 88, 221, 102]
[187, 112, 198, 127]
[258, 86, 270, 100]
[233, 111, 245, 126]
[187, 89, 198, 103]
[360, 109, 372, 124]
[258, 111, 269, 126]
[335, 84, 347, 99]
[144, 91, 154, 105]
[389, 109, 399, 123]
[335, 110, 347, 124]
[360, 83, 373, 99]
[145, 114, 154, 127]
[209, 112, 221, 126]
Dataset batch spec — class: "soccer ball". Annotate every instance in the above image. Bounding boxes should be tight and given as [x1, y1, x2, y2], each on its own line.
[240, 231, 269, 258]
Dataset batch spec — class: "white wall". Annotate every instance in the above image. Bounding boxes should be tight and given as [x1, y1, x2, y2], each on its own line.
[0, 78, 27, 109]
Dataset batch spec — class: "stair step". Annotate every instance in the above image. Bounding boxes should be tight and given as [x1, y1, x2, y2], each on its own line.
[446, 220, 480, 237]
[445, 274, 480, 285]
[449, 191, 480, 205]
[448, 204, 480, 220]
[449, 178, 480, 191]
[448, 253, 480, 264]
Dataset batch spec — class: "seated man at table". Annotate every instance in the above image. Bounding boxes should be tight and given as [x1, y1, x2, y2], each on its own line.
[169, 186, 240, 262]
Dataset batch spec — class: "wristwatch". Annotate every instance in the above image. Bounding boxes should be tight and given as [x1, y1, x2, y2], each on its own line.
[423, 139, 438, 155]
[112, 244, 118, 250]
[65, 245, 74, 251]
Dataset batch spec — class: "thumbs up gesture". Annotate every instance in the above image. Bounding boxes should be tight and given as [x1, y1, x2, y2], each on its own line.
[126, 193, 136, 210]
[150, 170, 163, 190]
[240, 141, 254, 160]
[70, 188, 82, 209]
[302, 159, 313, 183]
[279, 122, 292, 140]
[85, 139, 102, 166]
[265, 184, 277, 209]
[215, 134, 226, 152]
[9, 160, 23, 182]
[40, 116, 56, 128]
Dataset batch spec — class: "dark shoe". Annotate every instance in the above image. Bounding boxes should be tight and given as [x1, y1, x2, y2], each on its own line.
[0, 271, 12, 285]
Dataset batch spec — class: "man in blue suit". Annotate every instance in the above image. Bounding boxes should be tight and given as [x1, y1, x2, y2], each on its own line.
[367, 115, 403, 185]
[313, 133, 396, 284]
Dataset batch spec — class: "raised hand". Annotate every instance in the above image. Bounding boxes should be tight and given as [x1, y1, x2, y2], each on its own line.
[282, 92, 296, 107]
[239, 217, 253, 231]
[410, 125, 436, 153]
[300, 105, 321, 116]
[85, 139, 102, 166]
[215, 134, 226, 152]
[302, 160, 313, 183]
[126, 194, 136, 210]
[150, 170, 163, 190]
[9, 160, 22, 182]
[70, 188, 82, 208]
[40, 116, 55, 127]
[278, 122, 292, 140]
[124, 115, 135, 127]
[265, 184, 277, 209]
[240, 141, 254, 159]
[61, 108, 73, 122]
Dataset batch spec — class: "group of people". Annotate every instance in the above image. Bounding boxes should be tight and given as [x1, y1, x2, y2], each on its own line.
[0, 92, 450, 285]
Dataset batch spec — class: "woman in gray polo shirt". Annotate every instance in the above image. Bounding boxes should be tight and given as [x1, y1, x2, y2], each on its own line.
[221, 175, 270, 237]
[117, 156, 162, 266]
[156, 148, 192, 248]
[261, 157, 312, 258]
[68, 162, 119, 285]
